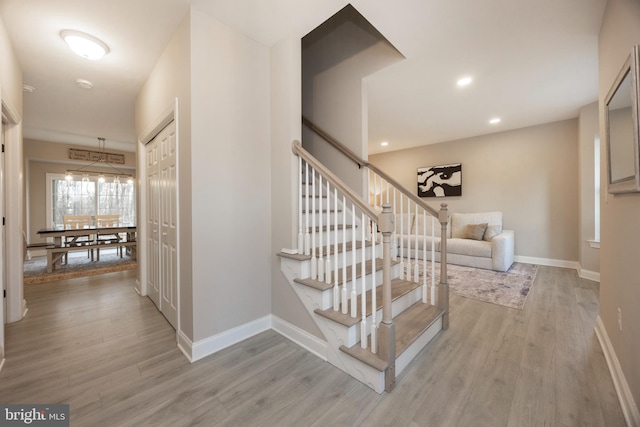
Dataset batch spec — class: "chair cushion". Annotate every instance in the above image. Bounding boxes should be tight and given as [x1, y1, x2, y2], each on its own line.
[447, 238, 492, 258]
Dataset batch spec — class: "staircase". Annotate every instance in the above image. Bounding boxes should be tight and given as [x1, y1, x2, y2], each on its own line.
[278, 127, 450, 394]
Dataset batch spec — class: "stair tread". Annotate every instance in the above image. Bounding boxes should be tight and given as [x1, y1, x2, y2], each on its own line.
[307, 224, 354, 233]
[277, 240, 375, 261]
[293, 258, 399, 290]
[339, 302, 444, 372]
[313, 279, 420, 327]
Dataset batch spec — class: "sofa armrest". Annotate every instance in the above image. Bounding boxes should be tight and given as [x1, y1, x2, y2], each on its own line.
[491, 230, 514, 272]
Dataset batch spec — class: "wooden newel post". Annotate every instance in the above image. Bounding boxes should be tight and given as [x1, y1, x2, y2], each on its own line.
[378, 204, 396, 392]
[438, 203, 449, 330]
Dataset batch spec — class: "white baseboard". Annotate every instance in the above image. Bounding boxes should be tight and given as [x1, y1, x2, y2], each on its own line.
[177, 330, 193, 362]
[514, 255, 579, 270]
[0, 357, 5, 375]
[188, 315, 272, 363]
[271, 315, 328, 361]
[578, 267, 600, 283]
[595, 316, 640, 427]
[175, 315, 328, 365]
[515, 256, 600, 283]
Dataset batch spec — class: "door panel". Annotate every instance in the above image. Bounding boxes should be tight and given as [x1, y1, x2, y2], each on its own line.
[145, 121, 177, 329]
[159, 126, 178, 327]
[146, 141, 160, 308]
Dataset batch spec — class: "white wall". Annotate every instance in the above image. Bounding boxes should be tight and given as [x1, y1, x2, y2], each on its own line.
[0, 14, 24, 332]
[370, 119, 580, 263]
[578, 102, 600, 275]
[598, 0, 640, 416]
[135, 12, 193, 339]
[189, 8, 271, 342]
[270, 36, 324, 339]
[302, 8, 403, 194]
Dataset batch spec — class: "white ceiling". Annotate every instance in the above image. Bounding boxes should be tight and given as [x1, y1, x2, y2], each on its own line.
[0, 0, 606, 154]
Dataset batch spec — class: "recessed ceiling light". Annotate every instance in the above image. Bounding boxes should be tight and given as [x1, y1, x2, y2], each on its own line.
[22, 84, 36, 93]
[457, 76, 473, 87]
[61, 30, 110, 60]
[489, 117, 501, 124]
[76, 79, 94, 89]
[381, 141, 389, 147]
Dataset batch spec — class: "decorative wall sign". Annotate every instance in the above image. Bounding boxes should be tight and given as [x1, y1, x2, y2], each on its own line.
[417, 163, 462, 197]
[69, 148, 125, 165]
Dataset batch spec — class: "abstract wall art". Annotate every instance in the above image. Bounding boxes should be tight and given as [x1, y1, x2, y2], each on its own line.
[417, 163, 462, 197]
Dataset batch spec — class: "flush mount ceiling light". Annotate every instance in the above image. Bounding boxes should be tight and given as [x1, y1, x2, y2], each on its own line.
[61, 30, 110, 60]
[381, 141, 389, 147]
[457, 76, 473, 87]
[489, 117, 502, 124]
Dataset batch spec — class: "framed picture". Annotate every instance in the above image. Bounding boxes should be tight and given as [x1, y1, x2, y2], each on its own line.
[417, 163, 462, 197]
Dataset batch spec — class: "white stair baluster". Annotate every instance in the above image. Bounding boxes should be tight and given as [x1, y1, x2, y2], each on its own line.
[423, 211, 427, 303]
[368, 169, 372, 206]
[407, 198, 411, 282]
[325, 179, 331, 285]
[304, 162, 310, 256]
[334, 188, 339, 304]
[342, 195, 348, 314]
[371, 222, 377, 354]
[373, 172, 378, 212]
[350, 204, 357, 318]
[399, 193, 404, 279]
[393, 187, 397, 261]
[431, 215, 436, 305]
[311, 170, 317, 279]
[317, 176, 324, 282]
[361, 212, 367, 349]
[414, 204, 419, 283]
[297, 157, 304, 254]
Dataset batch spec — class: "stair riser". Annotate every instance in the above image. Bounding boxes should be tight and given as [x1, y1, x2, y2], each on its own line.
[395, 316, 442, 377]
[301, 229, 364, 248]
[329, 285, 424, 348]
[302, 212, 355, 227]
[309, 244, 382, 271]
[333, 263, 400, 298]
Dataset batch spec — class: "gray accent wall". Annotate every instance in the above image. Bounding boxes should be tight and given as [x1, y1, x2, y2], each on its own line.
[370, 119, 580, 263]
[598, 0, 640, 413]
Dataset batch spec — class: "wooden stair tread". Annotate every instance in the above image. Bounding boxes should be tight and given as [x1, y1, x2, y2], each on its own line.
[313, 279, 420, 327]
[394, 302, 443, 356]
[277, 240, 374, 262]
[307, 224, 354, 233]
[339, 342, 388, 372]
[340, 302, 444, 372]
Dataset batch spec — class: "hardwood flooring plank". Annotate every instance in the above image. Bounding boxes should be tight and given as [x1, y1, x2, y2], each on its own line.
[0, 266, 627, 426]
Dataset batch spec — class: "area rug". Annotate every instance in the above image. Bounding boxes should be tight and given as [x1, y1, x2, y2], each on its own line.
[24, 250, 137, 284]
[406, 261, 538, 310]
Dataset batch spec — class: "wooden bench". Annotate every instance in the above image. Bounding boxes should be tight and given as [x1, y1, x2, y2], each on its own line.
[46, 241, 137, 273]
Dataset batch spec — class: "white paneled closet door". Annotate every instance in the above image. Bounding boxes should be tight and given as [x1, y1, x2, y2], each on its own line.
[145, 121, 178, 329]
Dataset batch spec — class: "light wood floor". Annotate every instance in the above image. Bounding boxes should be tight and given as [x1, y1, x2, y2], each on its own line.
[0, 267, 626, 426]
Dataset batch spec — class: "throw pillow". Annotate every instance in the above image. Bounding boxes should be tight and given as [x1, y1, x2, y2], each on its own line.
[483, 224, 503, 241]
[461, 223, 487, 241]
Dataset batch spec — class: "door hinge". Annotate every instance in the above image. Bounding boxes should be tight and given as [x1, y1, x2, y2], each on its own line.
[1, 144, 4, 153]
[2, 217, 4, 226]
[3, 289, 5, 298]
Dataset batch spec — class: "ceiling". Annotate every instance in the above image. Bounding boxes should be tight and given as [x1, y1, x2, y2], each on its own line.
[0, 0, 606, 154]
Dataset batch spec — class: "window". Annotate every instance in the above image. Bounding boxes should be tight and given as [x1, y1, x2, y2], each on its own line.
[47, 173, 136, 227]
